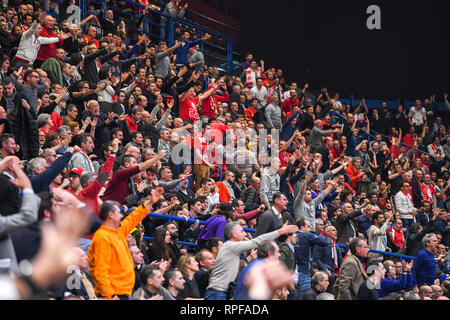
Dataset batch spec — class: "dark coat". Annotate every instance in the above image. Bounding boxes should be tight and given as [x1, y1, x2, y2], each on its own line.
[241, 187, 261, 211]
[7, 95, 39, 160]
[62, 36, 80, 56]
[302, 286, 322, 300]
[0, 174, 20, 218]
[336, 209, 364, 245]
[279, 242, 296, 271]
[83, 48, 118, 88]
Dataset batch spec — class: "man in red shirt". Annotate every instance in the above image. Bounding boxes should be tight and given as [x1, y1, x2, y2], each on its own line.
[245, 98, 258, 121]
[179, 82, 219, 123]
[67, 167, 85, 195]
[330, 140, 343, 161]
[126, 107, 142, 133]
[82, 26, 100, 49]
[282, 89, 300, 118]
[68, 139, 120, 216]
[35, 14, 64, 68]
[102, 150, 165, 205]
[200, 80, 229, 123]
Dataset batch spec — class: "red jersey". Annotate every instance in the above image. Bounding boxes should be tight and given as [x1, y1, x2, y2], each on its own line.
[200, 89, 229, 118]
[279, 152, 292, 168]
[210, 121, 229, 136]
[179, 96, 200, 122]
[330, 147, 343, 159]
[421, 183, 435, 203]
[244, 108, 257, 121]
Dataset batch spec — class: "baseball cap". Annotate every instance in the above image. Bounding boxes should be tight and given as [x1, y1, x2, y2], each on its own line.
[439, 274, 450, 284]
[71, 167, 84, 176]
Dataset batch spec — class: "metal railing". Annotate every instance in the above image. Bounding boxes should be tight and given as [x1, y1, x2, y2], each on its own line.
[136, 211, 416, 261]
[82, 0, 239, 76]
[336, 244, 415, 262]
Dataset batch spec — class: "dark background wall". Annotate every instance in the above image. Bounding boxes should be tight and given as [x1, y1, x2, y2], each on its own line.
[240, 0, 449, 100]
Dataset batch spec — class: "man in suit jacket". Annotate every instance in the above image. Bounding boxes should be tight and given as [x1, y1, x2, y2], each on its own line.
[333, 237, 369, 300]
[313, 225, 343, 276]
[62, 62, 75, 87]
[0, 154, 27, 221]
[0, 157, 40, 272]
[63, 23, 81, 56]
[255, 192, 291, 237]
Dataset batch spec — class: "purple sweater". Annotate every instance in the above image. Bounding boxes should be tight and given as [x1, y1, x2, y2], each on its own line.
[198, 215, 227, 242]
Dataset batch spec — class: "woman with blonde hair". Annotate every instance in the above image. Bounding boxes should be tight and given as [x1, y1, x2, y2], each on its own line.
[177, 254, 202, 299]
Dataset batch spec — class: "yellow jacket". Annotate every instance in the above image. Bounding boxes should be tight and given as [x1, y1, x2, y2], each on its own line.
[88, 205, 149, 299]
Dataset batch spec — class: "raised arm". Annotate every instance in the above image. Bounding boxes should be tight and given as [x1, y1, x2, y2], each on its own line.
[139, 150, 165, 172]
[198, 82, 219, 104]
[166, 41, 182, 55]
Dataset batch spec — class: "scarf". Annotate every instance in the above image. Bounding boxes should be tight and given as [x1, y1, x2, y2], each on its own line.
[430, 143, 441, 155]
[331, 240, 339, 273]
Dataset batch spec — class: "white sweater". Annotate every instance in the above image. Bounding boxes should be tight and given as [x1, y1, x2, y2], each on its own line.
[15, 22, 60, 64]
[394, 191, 417, 220]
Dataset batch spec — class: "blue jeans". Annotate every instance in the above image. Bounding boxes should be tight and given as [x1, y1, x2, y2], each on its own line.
[288, 273, 310, 300]
[204, 290, 228, 300]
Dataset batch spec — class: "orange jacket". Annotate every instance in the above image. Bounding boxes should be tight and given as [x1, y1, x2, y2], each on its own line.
[346, 163, 362, 189]
[216, 181, 230, 203]
[88, 205, 150, 299]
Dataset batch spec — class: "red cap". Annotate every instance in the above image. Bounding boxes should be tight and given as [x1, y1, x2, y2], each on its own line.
[71, 167, 84, 176]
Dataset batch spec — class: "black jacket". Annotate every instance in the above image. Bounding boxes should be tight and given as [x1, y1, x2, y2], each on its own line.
[83, 48, 118, 88]
[0, 174, 20, 218]
[63, 36, 80, 56]
[336, 208, 364, 245]
[7, 95, 39, 160]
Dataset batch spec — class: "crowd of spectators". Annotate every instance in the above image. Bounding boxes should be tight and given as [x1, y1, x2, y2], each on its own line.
[0, 0, 449, 301]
